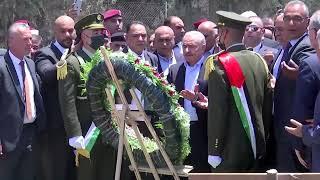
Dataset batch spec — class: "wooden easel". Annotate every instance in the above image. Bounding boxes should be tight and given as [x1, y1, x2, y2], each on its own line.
[100, 48, 193, 180]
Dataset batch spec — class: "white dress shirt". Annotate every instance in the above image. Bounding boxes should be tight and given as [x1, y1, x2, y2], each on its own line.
[158, 51, 176, 77]
[253, 43, 263, 54]
[184, 57, 204, 121]
[272, 48, 284, 78]
[173, 42, 185, 63]
[9, 50, 36, 124]
[53, 40, 68, 55]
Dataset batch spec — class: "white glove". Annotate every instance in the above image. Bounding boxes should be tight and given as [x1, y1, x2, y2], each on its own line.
[69, 136, 85, 149]
[208, 155, 222, 168]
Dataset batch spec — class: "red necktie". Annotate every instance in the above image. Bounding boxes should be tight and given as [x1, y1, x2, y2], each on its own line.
[19, 60, 32, 121]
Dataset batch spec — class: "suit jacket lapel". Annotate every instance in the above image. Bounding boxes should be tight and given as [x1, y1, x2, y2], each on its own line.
[25, 58, 39, 91]
[198, 58, 207, 81]
[51, 43, 63, 60]
[176, 64, 186, 106]
[4, 52, 24, 103]
[77, 49, 91, 62]
[155, 52, 163, 73]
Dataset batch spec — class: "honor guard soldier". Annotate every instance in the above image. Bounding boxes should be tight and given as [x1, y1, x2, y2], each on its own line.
[58, 13, 116, 180]
[205, 11, 273, 172]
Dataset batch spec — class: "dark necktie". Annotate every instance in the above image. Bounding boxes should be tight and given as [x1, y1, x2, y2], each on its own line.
[277, 42, 292, 78]
[281, 42, 292, 63]
[19, 60, 32, 122]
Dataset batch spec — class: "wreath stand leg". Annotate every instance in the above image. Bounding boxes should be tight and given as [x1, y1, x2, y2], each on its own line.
[101, 47, 192, 180]
[101, 47, 161, 180]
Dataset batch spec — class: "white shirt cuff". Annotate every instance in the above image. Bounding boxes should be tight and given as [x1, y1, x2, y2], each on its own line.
[208, 155, 222, 168]
[69, 136, 85, 149]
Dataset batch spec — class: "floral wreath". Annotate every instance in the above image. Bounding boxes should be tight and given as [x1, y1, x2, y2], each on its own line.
[81, 49, 190, 166]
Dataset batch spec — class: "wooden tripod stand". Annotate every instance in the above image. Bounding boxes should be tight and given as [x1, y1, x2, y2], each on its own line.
[101, 49, 193, 180]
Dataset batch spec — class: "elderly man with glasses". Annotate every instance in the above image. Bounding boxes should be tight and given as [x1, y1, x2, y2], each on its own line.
[273, 0, 315, 173]
[285, 10, 320, 172]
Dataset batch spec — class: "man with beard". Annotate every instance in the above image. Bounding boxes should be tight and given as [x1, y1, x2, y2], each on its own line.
[58, 13, 116, 180]
[34, 15, 76, 180]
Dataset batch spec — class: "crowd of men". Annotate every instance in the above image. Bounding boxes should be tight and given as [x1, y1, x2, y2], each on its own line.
[1, 0, 320, 179]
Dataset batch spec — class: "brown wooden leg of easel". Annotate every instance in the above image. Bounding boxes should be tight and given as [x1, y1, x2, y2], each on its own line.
[105, 89, 142, 180]
[129, 89, 180, 180]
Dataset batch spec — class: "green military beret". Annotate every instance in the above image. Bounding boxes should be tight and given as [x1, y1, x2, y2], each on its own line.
[216, 10, 252, 30]
[75, 13, 104, 35]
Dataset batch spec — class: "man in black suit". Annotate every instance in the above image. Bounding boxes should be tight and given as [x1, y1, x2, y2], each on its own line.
[125, 21, 159, 108]
[285, 10, 320, 172]
[273, 0, 315, 172]
[126, 21, 158, 67]
[34, 15, 76, 180]
[0, 23, 45, 180]
[167, 31, 210, 172]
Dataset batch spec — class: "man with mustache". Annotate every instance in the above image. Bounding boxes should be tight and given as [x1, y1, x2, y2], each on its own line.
[34, 15, 77, 180]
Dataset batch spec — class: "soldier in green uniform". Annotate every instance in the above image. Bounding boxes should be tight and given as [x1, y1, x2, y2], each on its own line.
[204, 11, 273, 172]
[58, 13, 116, 180]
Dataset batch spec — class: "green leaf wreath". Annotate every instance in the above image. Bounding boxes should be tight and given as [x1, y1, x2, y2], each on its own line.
[80, 49, 191, 164]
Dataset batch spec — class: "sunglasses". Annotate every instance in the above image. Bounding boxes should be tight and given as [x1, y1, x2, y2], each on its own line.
[245, 26, 261, 32]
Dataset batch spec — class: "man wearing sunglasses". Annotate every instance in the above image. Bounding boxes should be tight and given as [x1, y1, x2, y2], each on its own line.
[243, 16, 279, 65]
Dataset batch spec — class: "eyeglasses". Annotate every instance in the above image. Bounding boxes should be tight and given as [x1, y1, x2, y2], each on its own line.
[283, 15, 308, 23]
[245, 26, 261, 32]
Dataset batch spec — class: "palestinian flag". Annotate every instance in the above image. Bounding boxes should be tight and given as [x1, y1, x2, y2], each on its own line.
[77, 122, 100, 158]
[218, 52, 257, 159]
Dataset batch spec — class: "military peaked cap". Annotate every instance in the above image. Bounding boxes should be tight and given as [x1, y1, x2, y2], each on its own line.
[216, 11, 252, 30]
[75, 13, 104, 35]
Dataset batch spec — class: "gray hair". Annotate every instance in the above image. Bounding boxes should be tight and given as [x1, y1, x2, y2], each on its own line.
[310, 11, 320, 46]
[183, 31, 206, 45]
[8, 23, 30, 37]
[284, 0, 309, 17]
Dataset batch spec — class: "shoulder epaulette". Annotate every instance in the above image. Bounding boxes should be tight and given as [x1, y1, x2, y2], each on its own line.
[56, 50, 71, 80]
[204, 50, 225, 80]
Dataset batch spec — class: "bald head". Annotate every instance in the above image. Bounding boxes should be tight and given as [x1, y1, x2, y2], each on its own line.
[154, 26, 175, 57]
[197, 21, 218, 51]
[243, 16, 265, 48]
[8, 23, 32, 59]
[182, 31, 206, 65]
[54, 15, 75, 48]
[155, 26, 174, 36]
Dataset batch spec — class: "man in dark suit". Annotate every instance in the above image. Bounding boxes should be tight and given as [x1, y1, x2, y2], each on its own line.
[153, 26, 177, 76]
[125, 21, 159, 109]
[167, 31, 210, 172]
[285, 10, 320, 172]
[164, 16, 186, 63]
[34, 15, 76, 180]
[126, 21, 158, 68]
[197, 21, 220, 61]
[0, 23, 45, 180]
[273, 0, 315, 172]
